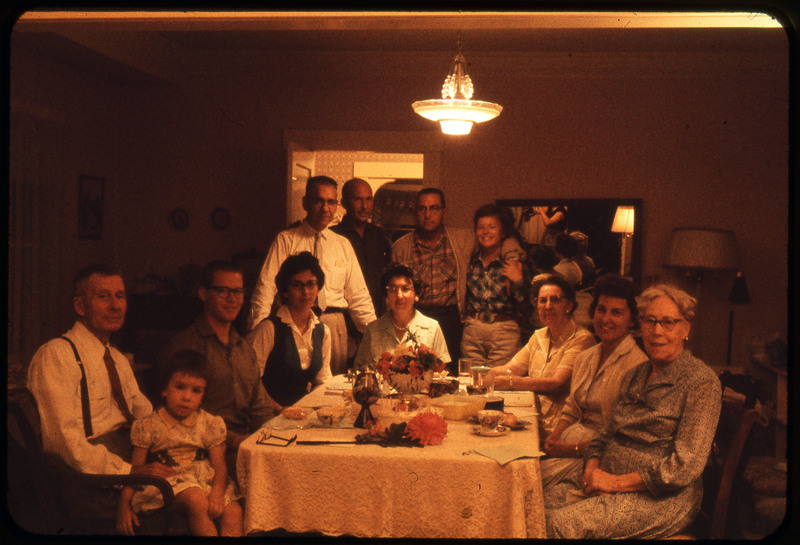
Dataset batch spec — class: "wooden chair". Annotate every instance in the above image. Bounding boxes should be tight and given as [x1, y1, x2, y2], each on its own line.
[7, 388, 185, 536]
[669, 373, 764, 539]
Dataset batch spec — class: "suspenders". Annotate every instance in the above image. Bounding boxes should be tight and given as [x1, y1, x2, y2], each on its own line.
[61, 336, 94, 438]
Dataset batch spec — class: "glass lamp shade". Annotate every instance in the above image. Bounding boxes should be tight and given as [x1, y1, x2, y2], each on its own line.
[412, 99, 503, 135]
[665, 228, 738, 271]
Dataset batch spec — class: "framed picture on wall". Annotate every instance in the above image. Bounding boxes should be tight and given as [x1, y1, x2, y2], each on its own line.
[78, 175, 104, 240]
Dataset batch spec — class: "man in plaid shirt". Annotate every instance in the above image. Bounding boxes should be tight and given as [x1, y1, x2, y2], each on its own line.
[391, 188, 474, 374]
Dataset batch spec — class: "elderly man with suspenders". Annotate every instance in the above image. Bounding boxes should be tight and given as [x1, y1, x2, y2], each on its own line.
[27, 264, 174, 515]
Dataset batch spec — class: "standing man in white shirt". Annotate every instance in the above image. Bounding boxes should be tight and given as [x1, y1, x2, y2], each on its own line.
[27, 264, 175, 515]
[248, 176, 376, 375]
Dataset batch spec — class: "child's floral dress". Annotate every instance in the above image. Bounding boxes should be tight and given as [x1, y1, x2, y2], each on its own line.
[130, 407, 240, 512]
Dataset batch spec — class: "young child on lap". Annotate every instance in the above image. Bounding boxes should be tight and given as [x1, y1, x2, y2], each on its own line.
[116, 350, 244, 536]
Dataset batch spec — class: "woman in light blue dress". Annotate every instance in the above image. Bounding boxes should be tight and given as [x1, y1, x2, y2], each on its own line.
[545, 284, 721, 539]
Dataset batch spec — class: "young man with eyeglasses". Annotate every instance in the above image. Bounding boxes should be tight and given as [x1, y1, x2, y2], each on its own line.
[163, 260, 278, 473]
[247, 176, 376, 376]
[391, 188, 475, 375]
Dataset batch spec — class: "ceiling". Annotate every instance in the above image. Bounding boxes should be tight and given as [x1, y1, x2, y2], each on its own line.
[10, 11, 787, 88]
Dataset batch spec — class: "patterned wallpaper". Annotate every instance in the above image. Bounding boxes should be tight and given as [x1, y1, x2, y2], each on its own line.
[315, 151, 422, 191]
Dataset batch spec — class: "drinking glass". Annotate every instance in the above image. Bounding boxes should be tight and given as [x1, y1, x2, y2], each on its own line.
[481, 371, 495, 397]
[458, 358, 473, 391]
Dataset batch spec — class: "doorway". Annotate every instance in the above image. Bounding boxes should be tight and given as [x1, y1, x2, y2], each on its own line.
[283, 130, 443, 233]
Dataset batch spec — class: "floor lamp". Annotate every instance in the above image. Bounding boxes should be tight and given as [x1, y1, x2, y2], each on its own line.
[664, 227, 739, 359]
[611, 206, 635, 276]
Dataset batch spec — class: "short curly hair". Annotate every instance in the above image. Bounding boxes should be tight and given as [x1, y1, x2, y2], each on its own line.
[275, 252, 325, 296]
[380, 263, 421, 297]
[589, 273, 639, 323]
[532, 274, 578, 316]
[636, 284, 697, 323]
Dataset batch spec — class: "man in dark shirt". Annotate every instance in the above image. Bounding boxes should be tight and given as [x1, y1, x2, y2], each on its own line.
[331, 178, 391, 315]
[331, 178, 391, 367]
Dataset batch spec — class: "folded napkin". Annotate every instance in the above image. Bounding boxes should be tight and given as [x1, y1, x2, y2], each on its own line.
[471, 445, 544, 465]
[497, 391, 535, 408]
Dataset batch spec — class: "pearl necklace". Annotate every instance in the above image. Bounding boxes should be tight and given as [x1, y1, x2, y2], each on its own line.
[390, 315, 411, 332]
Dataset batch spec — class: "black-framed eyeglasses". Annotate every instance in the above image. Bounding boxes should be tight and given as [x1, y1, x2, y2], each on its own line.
[289, 280, 319, 291]
[640, 316, 684, 333]
[386, 284, 414, 295]
[415, 205, 443, 213]
[208, 286, 245, 299]
[256, 429, 297, 447]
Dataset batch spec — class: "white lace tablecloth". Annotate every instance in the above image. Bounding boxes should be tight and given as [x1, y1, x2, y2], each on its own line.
[237, 376, 546, 538]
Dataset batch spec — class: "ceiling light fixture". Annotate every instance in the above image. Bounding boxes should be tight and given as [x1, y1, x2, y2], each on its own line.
[412, 36, 502, 135]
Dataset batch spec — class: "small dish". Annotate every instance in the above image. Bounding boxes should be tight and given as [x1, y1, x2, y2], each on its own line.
[468, 415, 530, 430]
[472, 424, 510, 437]
[315, 406, 345, 427]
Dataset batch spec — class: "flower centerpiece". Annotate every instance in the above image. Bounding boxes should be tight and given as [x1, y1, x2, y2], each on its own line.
[355, 411, 448, 447]
[374, 340, 446, 395]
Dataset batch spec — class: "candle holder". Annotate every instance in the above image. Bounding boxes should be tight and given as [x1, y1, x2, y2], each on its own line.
[352, 369, 381, 428]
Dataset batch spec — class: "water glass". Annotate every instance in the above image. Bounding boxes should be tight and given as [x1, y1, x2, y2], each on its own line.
[458, 358, 473, 390]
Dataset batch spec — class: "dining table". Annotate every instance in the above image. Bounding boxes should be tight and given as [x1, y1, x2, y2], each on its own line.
[236, 375, 546, 538]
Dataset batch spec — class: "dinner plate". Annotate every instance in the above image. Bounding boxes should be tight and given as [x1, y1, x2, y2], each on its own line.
[467, 416, 531, 430]
[472, 425, 510, 437]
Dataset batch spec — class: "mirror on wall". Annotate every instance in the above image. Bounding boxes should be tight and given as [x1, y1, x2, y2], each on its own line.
[496, 198, 643, 286]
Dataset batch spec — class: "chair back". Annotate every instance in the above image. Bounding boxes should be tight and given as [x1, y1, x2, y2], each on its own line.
[696, 376, 763, 539]
[7, 387, 184, 535]
[8, 388, 44, 456]
[7, 387, 71, 533]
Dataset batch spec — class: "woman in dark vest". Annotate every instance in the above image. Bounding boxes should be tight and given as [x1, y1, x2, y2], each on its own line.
[246, 252, 331, 407]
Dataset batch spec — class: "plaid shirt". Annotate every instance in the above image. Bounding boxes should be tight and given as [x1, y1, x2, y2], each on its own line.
[408, 232, 458, 308]
[465, 250, 530, 322]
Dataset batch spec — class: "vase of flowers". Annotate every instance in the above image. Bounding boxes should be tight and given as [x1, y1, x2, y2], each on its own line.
[374, 343, 446, 395]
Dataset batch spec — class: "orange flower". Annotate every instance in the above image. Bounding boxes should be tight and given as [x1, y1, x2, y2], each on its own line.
[406, 412, 448, 446]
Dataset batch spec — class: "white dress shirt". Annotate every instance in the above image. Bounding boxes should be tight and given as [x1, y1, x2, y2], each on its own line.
[247, 220, 377, 330]
[27, 321, 153, 475]
[246, 305, 333, 387]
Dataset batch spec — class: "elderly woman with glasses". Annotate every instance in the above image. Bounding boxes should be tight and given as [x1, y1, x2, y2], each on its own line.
[246, 252, 332, 408]
[544, 284, 722, 539]
[488, 274, 595, 434]
[354, 263, 451, 370]
[540, 274, 648, 488]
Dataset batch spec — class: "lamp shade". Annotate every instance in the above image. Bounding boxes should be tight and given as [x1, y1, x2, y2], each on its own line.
[664, 228, 738, 271]
[611, 206, 635, 234]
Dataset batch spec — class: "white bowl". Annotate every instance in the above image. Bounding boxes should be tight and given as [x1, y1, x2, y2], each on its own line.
[429, 394, 487, 420]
